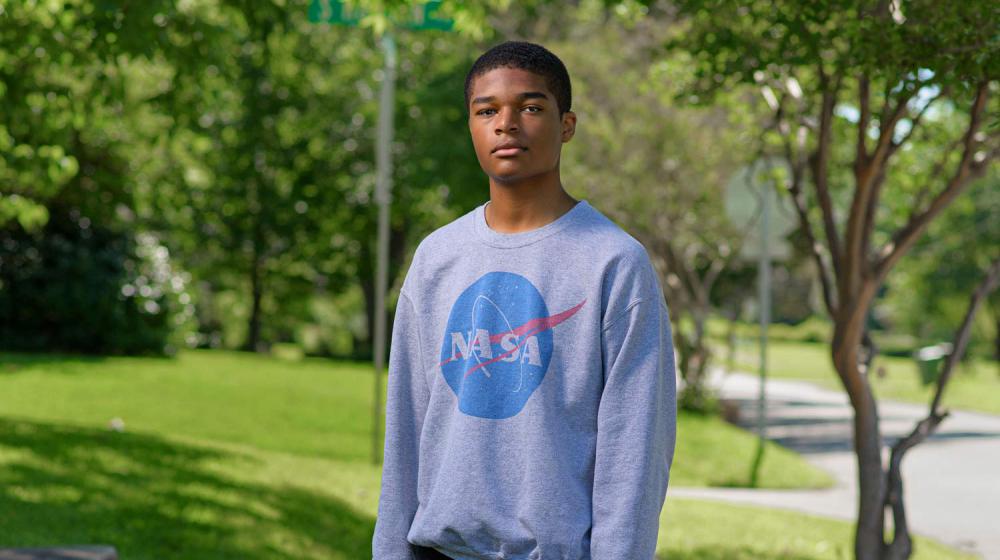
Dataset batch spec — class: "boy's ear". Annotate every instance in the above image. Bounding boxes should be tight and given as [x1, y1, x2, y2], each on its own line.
[561, 110, 577, 143]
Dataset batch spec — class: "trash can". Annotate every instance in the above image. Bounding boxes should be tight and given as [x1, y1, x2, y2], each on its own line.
[914, 343, 953, 386]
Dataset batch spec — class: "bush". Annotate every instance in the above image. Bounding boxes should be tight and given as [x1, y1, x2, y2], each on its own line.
[707, 314, 833, 345]
[0, 209, 195, 355]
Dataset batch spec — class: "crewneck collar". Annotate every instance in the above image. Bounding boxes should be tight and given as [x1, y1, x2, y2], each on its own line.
[473, 199, 591, 249]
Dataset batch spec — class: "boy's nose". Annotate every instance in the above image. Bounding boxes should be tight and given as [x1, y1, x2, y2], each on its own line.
[495, 108, 519, 133]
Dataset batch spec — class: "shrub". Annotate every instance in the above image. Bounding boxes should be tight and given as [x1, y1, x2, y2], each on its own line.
[0, 209, 195, 355]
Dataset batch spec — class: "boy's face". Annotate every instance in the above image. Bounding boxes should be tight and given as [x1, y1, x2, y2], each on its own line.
[468, 67, 576, 185]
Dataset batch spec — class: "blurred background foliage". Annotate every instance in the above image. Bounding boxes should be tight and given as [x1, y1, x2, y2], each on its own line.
[1, 2, 996, 557]
[0, 0, 996, 368]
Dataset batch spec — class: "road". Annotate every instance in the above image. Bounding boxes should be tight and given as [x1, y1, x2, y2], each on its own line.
[667, 367, 1000, 559]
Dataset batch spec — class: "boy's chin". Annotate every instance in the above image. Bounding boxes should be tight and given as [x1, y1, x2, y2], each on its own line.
[489, 173, 529, 185]
[487, 167, 542, 185]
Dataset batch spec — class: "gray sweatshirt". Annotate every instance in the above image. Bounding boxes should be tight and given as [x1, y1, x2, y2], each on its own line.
[372, 199, 678, 560]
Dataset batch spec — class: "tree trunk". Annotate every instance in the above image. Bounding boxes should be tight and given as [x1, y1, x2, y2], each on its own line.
[835, 352, 890, 560]
[245, 252, 264, 353]
[993, 307, 1000, 362]
[673, 301, 715, 412]
[830, 280, 891, 560]
[850, 375, 887, 560]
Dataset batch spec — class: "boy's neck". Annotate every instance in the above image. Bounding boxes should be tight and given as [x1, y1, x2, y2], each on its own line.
[485, 174, 579, 234]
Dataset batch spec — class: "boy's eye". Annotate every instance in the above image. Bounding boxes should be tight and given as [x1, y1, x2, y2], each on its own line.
[475, 106, 541, 116]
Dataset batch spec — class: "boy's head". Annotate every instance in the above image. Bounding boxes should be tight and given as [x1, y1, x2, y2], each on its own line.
[465, 41, 577, 185]
[464, 41, 572, 116]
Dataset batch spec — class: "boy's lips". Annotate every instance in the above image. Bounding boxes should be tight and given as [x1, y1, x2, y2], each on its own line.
[492, 143, 527, 157]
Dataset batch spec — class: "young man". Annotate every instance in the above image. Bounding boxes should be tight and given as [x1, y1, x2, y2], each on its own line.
[372, 41, 677, 560]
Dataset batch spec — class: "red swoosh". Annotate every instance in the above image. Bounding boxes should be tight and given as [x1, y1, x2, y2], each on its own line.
[438, 298, 587, 378]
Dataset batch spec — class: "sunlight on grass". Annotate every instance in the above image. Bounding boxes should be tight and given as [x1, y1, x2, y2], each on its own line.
[0, 349, 974, 558]
[0, 419, 970, 560]
[658, 498, 972, 559]
[0, 349, 831, 489]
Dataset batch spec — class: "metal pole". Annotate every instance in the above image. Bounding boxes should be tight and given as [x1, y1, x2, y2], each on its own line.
[372, 31, 396, 466]
[757, 172, 771, 445]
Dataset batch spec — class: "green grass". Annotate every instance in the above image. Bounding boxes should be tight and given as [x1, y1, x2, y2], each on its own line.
[675, 410, 832, 489]
[717, 338, 1000, 415]
[0, 351, 376, 462]
[659, 498, 970, 559]
[0, 350, 972, 558]
[0, 419, 967, 560]
[0, 349, 831, 489]
[0, 417, 382, 559]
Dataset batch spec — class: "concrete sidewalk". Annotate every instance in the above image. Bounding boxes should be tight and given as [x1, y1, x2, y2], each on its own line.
[667, 367, 1000, 559]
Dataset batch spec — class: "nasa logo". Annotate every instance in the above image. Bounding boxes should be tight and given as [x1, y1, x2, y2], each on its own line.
[439, 271, 586, 419]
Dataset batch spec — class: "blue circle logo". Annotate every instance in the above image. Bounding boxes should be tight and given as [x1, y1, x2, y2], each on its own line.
[438, 271, 586, 419]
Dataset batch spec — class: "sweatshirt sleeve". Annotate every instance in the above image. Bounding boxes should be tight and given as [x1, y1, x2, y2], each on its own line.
[590, 294, 678, 559]
[372, 290, 431, 560]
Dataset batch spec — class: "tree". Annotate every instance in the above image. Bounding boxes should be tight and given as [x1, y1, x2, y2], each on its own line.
[659, 0, 999, 557]
[0, 0, 222, 230]
[523, 1, 756, 411]
[0, 1, 218, 353]
[139, 1, 393, 353]
[94, 0, 487, 356]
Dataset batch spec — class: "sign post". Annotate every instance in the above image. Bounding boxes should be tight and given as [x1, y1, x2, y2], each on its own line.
[308, 0, 453, 466]
[724, 157, 796, 482]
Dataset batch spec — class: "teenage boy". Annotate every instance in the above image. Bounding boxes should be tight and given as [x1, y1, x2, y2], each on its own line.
[372, 40, 678, 560]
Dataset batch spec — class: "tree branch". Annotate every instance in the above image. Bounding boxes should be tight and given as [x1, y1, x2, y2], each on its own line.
[847, 78, 915, 288]
[883, 256, 1000, 558]
[809, 69, 845, 294]
[873, 81, 992, 283]
[888, 84, 951, 157]
[789, 178, 839, 317]
[861, 85, 951, 268]
[931, 257, 1000, 414]
[861, 84, 951, 264]
[869, 87, 914, 179]
[771, 100, 839, 317]
[856, 73, 871, 164]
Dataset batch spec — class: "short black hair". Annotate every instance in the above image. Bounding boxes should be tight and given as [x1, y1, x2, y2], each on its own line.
[464, 41, 572, 115]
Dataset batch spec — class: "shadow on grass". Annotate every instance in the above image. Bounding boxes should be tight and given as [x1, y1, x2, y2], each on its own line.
[0, 352, 144, 378]
[0, 417, 374, 559]
[0, 352, 112, 376]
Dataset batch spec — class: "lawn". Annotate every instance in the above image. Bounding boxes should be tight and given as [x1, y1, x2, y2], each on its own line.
[0, 350, 831, 489]
[0, 350, 972, 559]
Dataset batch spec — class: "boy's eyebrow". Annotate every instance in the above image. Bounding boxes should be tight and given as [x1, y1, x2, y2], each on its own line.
[471, 91, 549, 105]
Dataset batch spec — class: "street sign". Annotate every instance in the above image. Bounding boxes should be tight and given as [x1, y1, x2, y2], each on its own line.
[723, 157, 796, 261]
[308, 0, 362, 25]
[407, 1, 454, 30]
[308, 0, 454, 30]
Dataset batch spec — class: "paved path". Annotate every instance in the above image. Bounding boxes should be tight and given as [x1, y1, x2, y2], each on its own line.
[667, 367, 1000, 559]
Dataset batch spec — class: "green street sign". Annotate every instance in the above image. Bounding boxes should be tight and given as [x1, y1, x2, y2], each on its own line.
[406, 1, 454, 31]
[308, 0, 362, 25]
[308, 0, 454, 31]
